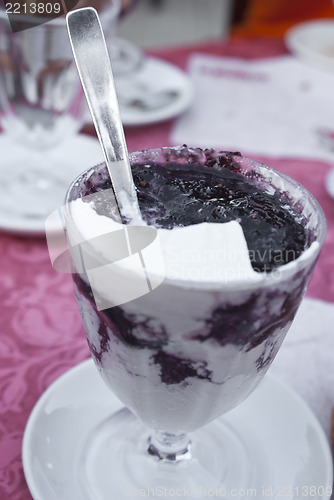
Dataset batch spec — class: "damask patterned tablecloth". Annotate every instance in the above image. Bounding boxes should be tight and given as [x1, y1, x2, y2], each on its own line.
[1, 38, 334, 499]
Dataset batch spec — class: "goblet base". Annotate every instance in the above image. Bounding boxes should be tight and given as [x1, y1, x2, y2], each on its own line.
[0, 134, 103, 235]
[78, 407, 270, 499]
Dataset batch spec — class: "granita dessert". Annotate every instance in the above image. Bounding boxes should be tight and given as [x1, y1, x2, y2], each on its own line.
[65, 146, 324, 433]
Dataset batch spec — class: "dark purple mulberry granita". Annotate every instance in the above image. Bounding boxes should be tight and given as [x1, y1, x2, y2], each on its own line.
[66, 147, 325, 432]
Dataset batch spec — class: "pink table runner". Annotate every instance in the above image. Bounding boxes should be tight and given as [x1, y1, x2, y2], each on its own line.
[1, 38, 334, 499]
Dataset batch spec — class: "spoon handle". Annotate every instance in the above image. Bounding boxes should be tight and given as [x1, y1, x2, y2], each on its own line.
[66, 7, 140, 220]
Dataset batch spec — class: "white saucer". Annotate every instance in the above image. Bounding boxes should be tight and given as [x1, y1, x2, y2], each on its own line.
[285, 20, 334, 71]
[0, 134, 103, 236]
[22, 359, 333, 500]
[325, 168, 334, 199]
[84, 57, 194, 126]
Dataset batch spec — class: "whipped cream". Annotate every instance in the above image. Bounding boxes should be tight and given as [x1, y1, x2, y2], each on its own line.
[68, 195, 263, 284]
[158, 221, 263, 283]
[66, 194, 320, 312]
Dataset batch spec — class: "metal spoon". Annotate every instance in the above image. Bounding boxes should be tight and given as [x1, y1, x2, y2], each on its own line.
[66, 7, 141, 223]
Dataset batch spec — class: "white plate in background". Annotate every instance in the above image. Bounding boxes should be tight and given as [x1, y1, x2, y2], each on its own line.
[0, 134, 103, 236]
[84, 56, 194, 126]
[285, 20, 334, 71]
[325, 167, 334, 198]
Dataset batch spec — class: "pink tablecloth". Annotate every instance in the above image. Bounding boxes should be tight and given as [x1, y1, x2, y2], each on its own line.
[1, 38, 334, 499]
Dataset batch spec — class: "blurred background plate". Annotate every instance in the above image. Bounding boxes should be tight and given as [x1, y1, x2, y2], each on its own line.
[85, 56, 194, 126]
[325, 167, 334, 199]
[0, 134, 103, 236]
[285, 20, 334, 71]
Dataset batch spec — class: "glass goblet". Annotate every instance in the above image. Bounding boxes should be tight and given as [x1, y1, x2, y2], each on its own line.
[64, 147, 326, 498]
[0, 2, 120, 232]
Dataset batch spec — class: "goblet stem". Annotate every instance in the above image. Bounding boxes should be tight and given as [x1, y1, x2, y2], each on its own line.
[148, 430, 191, 461]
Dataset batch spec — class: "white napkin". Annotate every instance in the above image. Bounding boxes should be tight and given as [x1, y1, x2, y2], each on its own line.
[269, 297, 334, 439]
[171, 54, 334, 162]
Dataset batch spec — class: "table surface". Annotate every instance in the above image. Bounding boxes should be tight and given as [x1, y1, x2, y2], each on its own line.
[1, 38, 334, 499]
